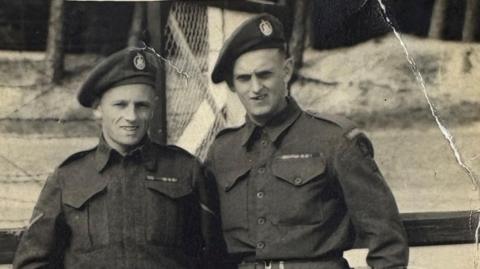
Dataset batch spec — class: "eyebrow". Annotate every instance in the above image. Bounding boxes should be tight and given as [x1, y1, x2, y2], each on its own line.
[135, 101, 152, 106]
[108, 99, 152, 105]
[234, 64, 275, 76]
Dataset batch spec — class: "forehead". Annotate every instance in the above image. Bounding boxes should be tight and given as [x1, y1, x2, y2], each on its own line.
[233, 48, 283, 74]
[101, 84, 155, 102]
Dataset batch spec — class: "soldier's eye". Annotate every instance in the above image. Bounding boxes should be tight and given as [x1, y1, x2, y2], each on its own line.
[113, 102, 127, 108]
[256, 71, 273, 79]
[235, 74, 251, 82]
[136, 102, 151, 109]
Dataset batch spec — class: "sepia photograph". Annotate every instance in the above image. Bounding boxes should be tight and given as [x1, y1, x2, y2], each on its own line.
[0, 0, 479, 268]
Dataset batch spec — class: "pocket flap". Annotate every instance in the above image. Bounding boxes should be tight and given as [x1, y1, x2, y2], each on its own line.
[272, 154, 326, 186]
[63, 181, 107, 209]
[145, 177, 192, 199]
[219, 166, 251, 192]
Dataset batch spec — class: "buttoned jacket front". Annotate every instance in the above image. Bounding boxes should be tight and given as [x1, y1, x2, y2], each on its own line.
[205, 99, 409, 269]
[13, 137, 221, 269]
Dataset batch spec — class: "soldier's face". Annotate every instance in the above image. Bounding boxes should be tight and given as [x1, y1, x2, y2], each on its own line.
[232, 48, 292, 125]
[96, 84, 155, 154]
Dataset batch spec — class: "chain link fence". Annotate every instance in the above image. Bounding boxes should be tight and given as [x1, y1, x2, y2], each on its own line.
[164, 1, 225, 159]
[0, 2, 226, 227]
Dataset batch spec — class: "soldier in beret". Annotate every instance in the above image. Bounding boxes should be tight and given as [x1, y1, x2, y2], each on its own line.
[206, 13, 409, 269]
[13, 46, 224, 269]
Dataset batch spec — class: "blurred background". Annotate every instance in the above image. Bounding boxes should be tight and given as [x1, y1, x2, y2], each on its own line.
[0, 0, 479, 268]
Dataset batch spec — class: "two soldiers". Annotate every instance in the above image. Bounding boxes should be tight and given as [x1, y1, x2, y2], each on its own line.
[14, 13, 408, 269]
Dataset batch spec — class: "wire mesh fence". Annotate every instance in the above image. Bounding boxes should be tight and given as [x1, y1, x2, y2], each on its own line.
[0, 2, 226, 227]
[164, 1, 226, 160]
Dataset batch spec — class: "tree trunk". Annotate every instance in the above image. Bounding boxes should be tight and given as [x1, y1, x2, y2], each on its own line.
[462, 0, 479, 42]
[128, 2, 146, 47]
[289, 0, 310, 75]
[428, 0, 448, 39]
[45, 0, 64, 84]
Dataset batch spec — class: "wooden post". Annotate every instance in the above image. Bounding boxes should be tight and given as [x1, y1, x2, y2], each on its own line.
[128, 2, 146, 47]
[45, 0, 64, 84]
[462, 0, 479, 42]
[289, 0, 310, 75]
[428, 0, 448, 39]
[146, 2, 171, 144]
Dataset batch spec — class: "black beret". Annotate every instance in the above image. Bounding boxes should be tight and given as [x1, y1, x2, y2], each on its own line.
[77, 47, 159, 107]
[211, 13, 286, 84]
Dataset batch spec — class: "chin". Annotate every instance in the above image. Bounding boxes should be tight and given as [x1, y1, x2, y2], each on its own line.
[118, 136, 143, 147]
[251, 110, 274, 119]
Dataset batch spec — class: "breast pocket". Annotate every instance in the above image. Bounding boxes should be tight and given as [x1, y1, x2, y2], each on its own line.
[217, 167, 251, 231]
[62, 185, 107, 251]
[144, 178, 193, 246]
[270, 154, 328, 225]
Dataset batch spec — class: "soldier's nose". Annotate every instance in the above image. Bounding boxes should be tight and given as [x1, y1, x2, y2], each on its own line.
[252, 76, 262, 93]
[124, 105, 137, 121]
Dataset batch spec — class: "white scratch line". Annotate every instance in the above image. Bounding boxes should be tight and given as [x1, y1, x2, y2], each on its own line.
[142, 45, 191, 80]
[57, 43, 191, 123]
[377, 1, 480, 265]
[474, 210, 480, 269]
[142, 45, 191, 94]
[377, 0, 479, 189]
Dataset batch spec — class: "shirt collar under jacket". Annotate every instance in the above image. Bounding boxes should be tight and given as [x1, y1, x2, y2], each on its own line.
[241, 97, 302, 147]
[95, 135, 157, 172]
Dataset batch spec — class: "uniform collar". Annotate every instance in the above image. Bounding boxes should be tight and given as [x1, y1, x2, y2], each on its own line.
[95, 135, 158, 172]
[241, 97, 302, 147]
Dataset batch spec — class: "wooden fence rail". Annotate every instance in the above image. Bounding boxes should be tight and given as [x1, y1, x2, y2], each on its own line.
[0, 211, 478, 264]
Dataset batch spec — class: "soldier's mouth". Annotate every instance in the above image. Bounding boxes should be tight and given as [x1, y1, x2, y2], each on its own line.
[251, 94, 267, 101]
[121, 126, 139, 131]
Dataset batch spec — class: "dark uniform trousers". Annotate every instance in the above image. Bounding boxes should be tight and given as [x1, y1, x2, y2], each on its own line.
[13, 137, 225, 269]
[205, 99, 409, 269]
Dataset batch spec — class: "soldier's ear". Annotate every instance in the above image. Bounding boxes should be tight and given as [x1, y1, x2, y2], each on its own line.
[93, 109, 102, 120]
[92, 99, 102, 120]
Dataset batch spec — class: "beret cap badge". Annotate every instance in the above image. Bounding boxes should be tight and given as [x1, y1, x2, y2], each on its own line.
[259, 19, 273, 36]
[77, 47, 158, 107]
[133, 52, 146, 70]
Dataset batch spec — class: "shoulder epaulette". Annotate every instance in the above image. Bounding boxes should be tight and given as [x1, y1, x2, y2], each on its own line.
[305, 110, 357, 131]
[305, 110, 369, 142]
[215, 123, 246, 138]
[58, 147, 97, 168]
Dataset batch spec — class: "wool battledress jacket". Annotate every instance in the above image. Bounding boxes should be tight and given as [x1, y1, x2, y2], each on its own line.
[13, 137, 224, 269]
[205, 99, 409, 269]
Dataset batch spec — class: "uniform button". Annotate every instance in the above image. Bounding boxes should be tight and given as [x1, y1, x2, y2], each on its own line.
[257, 217, 266, 224]
[294, 177, 302, 185]
[261, 140, 268, 146]
[256, 191, 264, 198]
[258, 167, 265, 174]
[256, 241, 265, 249]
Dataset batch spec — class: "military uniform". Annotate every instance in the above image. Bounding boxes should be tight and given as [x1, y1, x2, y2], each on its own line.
[208, 13, 408, 268]
[14, 137, 220, 269]
[205, 99, 408, 269]
[13, 46, 225, 269]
